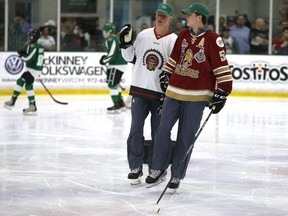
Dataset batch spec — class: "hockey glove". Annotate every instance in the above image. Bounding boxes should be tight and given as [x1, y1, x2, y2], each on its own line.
[157, 95, 165, 115]
[17, 48, 27, 57]
[119, 24, 135, 49]
[99, 55, 107, 65]
[209, 89, 229, 114]
[159, 71, 171, 92]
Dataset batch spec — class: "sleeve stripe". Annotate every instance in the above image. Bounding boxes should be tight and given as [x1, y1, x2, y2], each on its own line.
[167, 57, 176, 67]
[217, 74, 233, 83]
[163, 64, 174, 73]
[213, 66, 230, 75]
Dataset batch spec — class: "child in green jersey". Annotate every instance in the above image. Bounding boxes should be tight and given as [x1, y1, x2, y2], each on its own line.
[4, 28, 44, 114]
[100, 22, 128, 113]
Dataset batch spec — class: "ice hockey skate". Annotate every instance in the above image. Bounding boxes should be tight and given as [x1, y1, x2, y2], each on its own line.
[23, 101, 37, 114]
[3, 97, 17, 110]
[107, 102, 122, 114]
[145, 169, 167, 188]
[128, 166, 143, 185]
[168, 177, 180, 194]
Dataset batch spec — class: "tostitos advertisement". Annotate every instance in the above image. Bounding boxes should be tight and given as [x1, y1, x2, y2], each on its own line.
[0, 52, 287, 96]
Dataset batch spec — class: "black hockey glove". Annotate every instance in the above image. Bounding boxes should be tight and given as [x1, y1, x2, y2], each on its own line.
[159, 71, 171, 92]
[119, 24, 135, 49]
[17, 48, 27, 57]
[157, 95, 165, 115]
[99, 55, 107, 65]
[209, 89, 229, 114]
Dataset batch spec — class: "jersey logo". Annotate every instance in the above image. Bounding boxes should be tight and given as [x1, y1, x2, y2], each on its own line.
[216, 37, 224, 47]
[180, 49, 193, 69]
[5, 55, 24, 75]
[198, 38, 205, 47]
[142, 49, 164, 71]
[194, 49, 206, 63]
[176, 49, 200, 79]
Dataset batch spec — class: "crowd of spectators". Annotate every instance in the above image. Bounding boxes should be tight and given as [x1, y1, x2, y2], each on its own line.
[214, 1, 288, 55]
[5, 0, 288, 56]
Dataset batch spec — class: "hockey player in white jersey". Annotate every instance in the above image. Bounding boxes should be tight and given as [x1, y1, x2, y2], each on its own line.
[119, 3, 177, 185]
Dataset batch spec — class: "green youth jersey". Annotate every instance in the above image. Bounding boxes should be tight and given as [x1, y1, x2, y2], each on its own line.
[103, 35, 127, 65]
[22, 42, 45, 73]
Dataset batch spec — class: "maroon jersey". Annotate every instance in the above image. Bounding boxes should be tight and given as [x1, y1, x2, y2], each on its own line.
[164, 28, 233, 102]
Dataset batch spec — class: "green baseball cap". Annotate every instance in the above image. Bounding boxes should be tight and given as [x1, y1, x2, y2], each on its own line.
[156, 3, 174, 16]
[181, 3, 209, 17]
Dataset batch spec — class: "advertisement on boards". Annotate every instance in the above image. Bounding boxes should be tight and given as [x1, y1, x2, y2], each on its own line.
[0, 52, 287, 95]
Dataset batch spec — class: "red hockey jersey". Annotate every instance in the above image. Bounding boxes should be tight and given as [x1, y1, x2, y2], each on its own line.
[164, 28, 233, 102]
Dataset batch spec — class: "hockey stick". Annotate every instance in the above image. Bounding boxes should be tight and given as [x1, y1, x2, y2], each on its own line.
[104, 65, 126, 91]
[38, 79, 68, 105]
[154, 109, 213, 209]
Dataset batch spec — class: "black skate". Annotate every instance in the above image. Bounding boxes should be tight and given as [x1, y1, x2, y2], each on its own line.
[128, 166, 143, 185]
[107, 102, 122, 114]
[23, 101, 37, 114]
[168, 177, 180, 194]
[145, 169, 167, 188]
[3, 96, 17, 110]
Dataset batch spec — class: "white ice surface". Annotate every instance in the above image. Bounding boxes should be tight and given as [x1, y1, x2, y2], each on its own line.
[0, 95, 288, 216]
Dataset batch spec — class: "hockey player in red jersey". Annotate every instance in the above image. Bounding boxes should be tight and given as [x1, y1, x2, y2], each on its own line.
[145, 2, 233, 190]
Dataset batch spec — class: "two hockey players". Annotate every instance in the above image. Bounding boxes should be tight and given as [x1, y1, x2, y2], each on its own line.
[123, 2, 233, 191]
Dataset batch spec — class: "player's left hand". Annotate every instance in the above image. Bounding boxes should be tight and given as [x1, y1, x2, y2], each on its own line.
[99, 55, 107, 65]
[17, 49, 27, 57]
[209, 89, 229, 114]
[159, 71, 171, 92]
[157, 95, 165, 115]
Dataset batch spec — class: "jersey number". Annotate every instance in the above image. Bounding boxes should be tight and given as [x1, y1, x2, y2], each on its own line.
[37, 54, 44, 66]
[219, 50, 226, 62]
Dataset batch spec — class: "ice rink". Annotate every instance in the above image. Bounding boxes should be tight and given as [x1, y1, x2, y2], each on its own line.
[0, 95, 288, 216]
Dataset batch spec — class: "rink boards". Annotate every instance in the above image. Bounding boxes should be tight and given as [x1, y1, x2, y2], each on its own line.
[0, 52, 287, 97]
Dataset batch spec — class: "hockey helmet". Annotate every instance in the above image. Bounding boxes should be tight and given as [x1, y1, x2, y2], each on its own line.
[102, 22, 116, 38]
[28, 28, 41, 42]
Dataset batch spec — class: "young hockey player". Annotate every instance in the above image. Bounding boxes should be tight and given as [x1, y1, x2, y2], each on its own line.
[100, 22, 127, 113]
[145, 2, 233, 190]
[120, 3, 177, 185]
[4, 28, 44, 114]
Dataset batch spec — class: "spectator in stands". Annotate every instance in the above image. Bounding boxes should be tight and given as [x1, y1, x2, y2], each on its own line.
[275, 20, 288, 37]
[230, 14, 250, 54]
[38, 26, 56, 51]
[8, 16, 27, 51]
[141, 22, 149, 31]
[44, 19, 57, 42]
[73, 25, 89, 50]
[273, 26, 288, 55]
[61, 31, 82, 51]
[279, 0, 288, 21]
[250, 18, 269, 54]
[243, 13, 252, 29]
[221, 27, 239, 54]
[208, 23, 215, 32]
[174, 20, 184, 35]
[218, 16, 226, 33]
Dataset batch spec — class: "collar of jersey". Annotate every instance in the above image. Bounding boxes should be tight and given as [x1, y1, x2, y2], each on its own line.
[189, 26, 209, 36]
